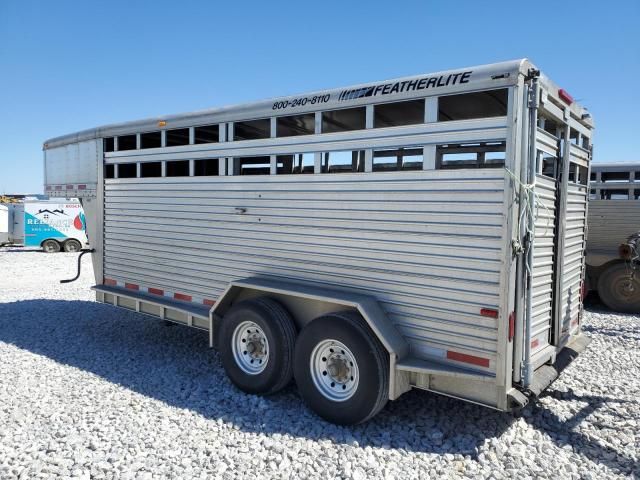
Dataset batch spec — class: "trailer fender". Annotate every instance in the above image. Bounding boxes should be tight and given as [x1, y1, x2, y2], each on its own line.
[210, 277, 411, 400]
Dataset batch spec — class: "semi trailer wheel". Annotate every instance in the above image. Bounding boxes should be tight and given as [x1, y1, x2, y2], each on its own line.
[293, 311, 389, 425]
[42, 239, 61, 253]
[63, 239, 82, 252]
[218, 297, 296, 395]
[597, 263, 640, 313]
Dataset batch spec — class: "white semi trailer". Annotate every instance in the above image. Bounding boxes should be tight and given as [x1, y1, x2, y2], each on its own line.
[43, 59, 593, 424]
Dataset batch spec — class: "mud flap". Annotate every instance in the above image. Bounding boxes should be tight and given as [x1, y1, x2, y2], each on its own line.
[528, 333, 591, 397]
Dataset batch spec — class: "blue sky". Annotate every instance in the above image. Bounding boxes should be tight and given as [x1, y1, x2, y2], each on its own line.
[0, 0, 638, 193]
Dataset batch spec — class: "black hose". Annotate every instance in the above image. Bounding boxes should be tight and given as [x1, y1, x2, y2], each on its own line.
[60, 248, 95, 284]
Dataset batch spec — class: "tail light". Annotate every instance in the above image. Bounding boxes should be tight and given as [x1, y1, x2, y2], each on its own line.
[558, 89, 574, 105]
[508, 311, 515, 342]
[480, 308, 499, 318]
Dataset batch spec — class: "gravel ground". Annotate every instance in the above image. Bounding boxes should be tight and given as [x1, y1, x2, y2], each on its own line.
[0, 247, 638, 479]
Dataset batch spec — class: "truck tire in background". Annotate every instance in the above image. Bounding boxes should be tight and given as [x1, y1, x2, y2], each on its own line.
[63, 239, 82, 253]
[294, 311, 389, 425]
[218, 297, 297, 395]
[42, 239, 61, 253]
[597, 263, 640, 313]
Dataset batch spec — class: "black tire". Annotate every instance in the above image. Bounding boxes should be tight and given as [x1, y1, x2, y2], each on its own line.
[294, 311, 389, 425]
[63, 239, 82, 253]
[597, 263, 640, 313]
[42, 239, 61, 253]
[218, 297, 296, 395]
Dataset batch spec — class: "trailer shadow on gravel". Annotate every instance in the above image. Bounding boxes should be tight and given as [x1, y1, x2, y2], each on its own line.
[0, 298, 635, 472]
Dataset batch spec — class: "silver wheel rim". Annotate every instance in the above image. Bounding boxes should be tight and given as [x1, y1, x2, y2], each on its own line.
[310, 339, 359, 402]
[44, 242, 56, 252]
[231, 321, 269, 375]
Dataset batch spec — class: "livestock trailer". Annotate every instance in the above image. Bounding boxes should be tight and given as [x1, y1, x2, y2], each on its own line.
[43, 59, 593, 424]
[587, 163, 640, 312]
[0, 200, 88, 252]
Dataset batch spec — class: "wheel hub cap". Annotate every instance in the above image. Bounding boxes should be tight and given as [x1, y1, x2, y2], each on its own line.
[614, 274, 640, 302]
[310, 339, 359, 402]
[232, 321, 269, 375]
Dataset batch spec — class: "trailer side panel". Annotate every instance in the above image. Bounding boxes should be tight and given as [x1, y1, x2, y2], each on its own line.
[102, 169, 507, 374]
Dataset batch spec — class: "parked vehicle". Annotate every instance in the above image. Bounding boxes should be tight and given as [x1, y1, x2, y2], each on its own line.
[0, 204, 8, 245]
[587, 163, 640, 312]
[0, 200, 87, 252]
[42, 59, 593, 424]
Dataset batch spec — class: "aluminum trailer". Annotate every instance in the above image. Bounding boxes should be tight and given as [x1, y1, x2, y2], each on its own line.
[587, 163, 640, 312]
[43, 59, 593, 424]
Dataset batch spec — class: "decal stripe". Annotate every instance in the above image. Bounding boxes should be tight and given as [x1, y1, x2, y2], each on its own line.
[102, 280, 216, 309]
[446, 351, 490, 368]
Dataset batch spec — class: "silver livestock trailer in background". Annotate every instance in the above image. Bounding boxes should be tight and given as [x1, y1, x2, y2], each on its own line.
[587, 163, 640, 312]
[43, 59, 593, 424]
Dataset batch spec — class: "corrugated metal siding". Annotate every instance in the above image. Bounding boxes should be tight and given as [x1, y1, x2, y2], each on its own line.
[103, 169, 507, 372]
[531, 174, 557, 351]
[560, 182, 587, 332]
[588, 200, 640, 256]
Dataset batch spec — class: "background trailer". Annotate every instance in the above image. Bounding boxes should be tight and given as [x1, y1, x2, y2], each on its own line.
[0, 200, 87, 252]
[0, 205, 8, 245]
[587, 162, 640, 312]
[42, 59, 593, 424]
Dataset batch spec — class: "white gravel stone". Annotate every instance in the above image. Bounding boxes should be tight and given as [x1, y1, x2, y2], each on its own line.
[0, 247, 638, 479]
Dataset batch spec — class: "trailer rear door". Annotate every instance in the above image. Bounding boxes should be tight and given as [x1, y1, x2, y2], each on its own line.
[556, 141, 590, 344]
[517, 80, 592, 382]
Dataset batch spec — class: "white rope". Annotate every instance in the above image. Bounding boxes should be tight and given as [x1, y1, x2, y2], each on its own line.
[505, 168, 554, 241]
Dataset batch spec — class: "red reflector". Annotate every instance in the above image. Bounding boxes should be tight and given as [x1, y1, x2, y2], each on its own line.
[104, 278, 117, 286]
[66, 185, 74, 190]
[78, 184, 87, 190]
[174, 292, 192, 302]
[125, 283, 139, 290]
[558, 89, 573, 105]
[148, 287, 164, 296]
[203, 299, 215, 306]
[531, 339, 539, 349]
[480, 308, 499, 318]
[508, 311, 515, 342]
[447, 351, 490, 368]
[580, 281, 587, 301]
